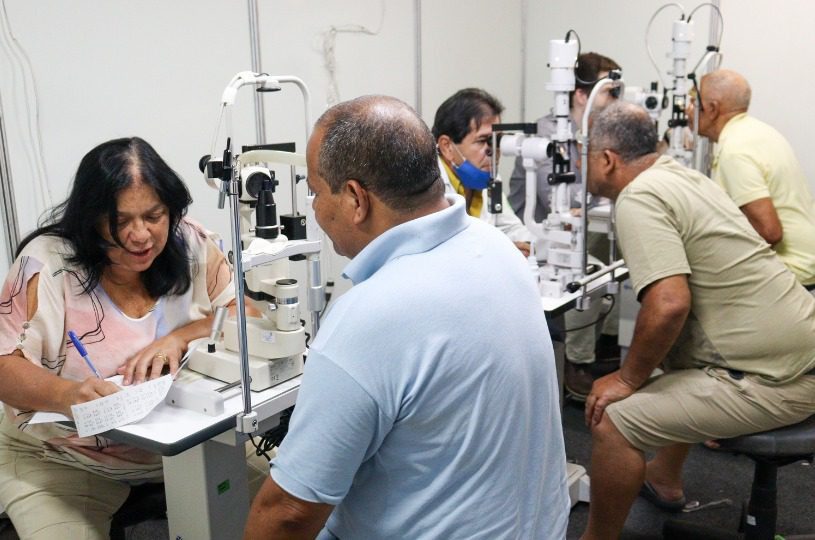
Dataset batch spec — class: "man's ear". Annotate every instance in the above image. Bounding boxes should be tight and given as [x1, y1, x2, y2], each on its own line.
[437, 135, 455, 163]
[705, 99, 721, 120]
[573, 88, 588, 108]
[601, 149, 617, 175]
[344, 179, 371, 225]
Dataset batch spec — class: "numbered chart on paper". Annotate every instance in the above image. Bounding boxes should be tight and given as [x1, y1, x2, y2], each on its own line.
[70, 375, 174, 437]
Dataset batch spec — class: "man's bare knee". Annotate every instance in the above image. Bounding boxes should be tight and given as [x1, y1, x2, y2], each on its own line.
[590, 413, 630, 449]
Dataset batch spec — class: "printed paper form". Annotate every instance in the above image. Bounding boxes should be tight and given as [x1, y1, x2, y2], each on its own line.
[29, 375, 173, 437]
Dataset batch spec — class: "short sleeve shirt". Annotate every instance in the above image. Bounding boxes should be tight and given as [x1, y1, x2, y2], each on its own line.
[0, 218, 233, 472]
[616, 156, 815, 382]
[271, 196, 569, 539]
[712, 113, 815, 285]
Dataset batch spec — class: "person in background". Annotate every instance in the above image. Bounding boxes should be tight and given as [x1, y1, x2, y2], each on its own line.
[580, 102, 815, 540]
[244, 95, 569, 539]
[693, 68, 815, 293]
[432, 88, 533, 256]
[509, 52, 624, 400]
[509, 52, 621, 222]
[0, 137, 236, 538]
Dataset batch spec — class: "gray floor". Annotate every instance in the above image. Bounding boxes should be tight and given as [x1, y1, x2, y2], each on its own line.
[2, 400, 813, 539]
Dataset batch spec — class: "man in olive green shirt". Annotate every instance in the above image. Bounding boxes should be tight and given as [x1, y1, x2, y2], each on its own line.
[579, 102, 815, 540]
[696, 69, 815, 290]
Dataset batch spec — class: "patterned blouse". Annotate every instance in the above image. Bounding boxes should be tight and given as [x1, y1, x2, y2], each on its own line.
[0, 218, 233, 480]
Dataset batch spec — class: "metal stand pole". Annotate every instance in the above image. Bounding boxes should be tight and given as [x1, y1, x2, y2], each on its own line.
[413, 0, 422, 116]
[227, 164, 257, 431]
[247, 0, 267, 144]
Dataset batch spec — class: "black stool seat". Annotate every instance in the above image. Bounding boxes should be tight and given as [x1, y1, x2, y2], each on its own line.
[664, 414, 815, 540]
[716, 414, 815, 458]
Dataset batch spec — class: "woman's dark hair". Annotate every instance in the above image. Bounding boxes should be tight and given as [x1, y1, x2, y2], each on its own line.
[16, 137, 194, 298]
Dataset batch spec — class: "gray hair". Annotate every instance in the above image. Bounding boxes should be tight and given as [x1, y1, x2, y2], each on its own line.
[315, 95, 443, 212]
[588, 102, 658, 162]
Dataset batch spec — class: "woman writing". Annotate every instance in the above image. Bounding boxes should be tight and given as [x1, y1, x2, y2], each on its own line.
[0, 137, 234, 538]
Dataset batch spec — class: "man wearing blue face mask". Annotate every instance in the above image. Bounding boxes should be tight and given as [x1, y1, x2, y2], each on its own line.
[432, 88, 533, 256]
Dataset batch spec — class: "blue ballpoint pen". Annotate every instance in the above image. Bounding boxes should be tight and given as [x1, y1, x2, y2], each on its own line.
[67, 330, 103, 379]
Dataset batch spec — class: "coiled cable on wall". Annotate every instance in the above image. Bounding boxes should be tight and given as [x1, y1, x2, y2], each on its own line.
[321, 1, 385, 106]
[0, 0, 52, 216]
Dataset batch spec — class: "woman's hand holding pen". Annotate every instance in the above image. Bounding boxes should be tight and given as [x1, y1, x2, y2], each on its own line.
[117, 332, 186, 385]
[60, 377, 121, 417]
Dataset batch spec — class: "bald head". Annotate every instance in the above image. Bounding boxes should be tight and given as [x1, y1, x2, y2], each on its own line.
[313, 95, 443, 212]
[695, 69, 751, 141]
[701, 69, 751, 113]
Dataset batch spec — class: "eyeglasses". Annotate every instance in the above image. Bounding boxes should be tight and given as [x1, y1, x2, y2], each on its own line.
[689, 76, 704, 113]
[464, 133, 503, 157]
[471, 133, 503, 147]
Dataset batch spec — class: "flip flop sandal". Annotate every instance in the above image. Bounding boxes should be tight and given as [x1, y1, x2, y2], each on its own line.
[639, 480, 687, 512]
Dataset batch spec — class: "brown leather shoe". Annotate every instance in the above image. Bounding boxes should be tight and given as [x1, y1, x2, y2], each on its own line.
[565, 361, 594, 401]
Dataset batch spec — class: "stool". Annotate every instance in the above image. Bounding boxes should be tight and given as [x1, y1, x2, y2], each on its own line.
[663, 414, 815, 540]
[109, 482, 166, 540]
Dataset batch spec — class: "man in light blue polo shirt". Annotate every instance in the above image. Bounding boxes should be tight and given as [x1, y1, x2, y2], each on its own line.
[244, 95, 569, 539]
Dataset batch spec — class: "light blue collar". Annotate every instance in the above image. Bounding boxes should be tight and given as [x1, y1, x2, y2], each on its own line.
[342, 195, 469, 285]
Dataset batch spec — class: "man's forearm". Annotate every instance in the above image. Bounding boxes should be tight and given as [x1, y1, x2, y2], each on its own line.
[619, 314, 684, 389]
[244, 477, 333, 540]
[244, 508, 324, 540]
[740, 197, 783, 246]
[619, 277, 691, 389]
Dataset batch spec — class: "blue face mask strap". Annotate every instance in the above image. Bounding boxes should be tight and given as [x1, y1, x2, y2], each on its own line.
[450, 141, 467, 168]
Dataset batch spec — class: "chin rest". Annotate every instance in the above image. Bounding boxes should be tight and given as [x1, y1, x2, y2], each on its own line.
[664, 414, 815, 540]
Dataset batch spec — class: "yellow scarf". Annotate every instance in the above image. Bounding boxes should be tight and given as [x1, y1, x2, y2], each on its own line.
[441, 159, 483, 217]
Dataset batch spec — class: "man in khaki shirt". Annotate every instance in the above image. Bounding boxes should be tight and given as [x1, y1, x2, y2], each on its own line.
[579, 102, 815, 540]
[694, 69, 815, 290]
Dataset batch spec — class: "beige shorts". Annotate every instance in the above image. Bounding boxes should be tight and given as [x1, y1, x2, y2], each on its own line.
[606, 367, 815, 452]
